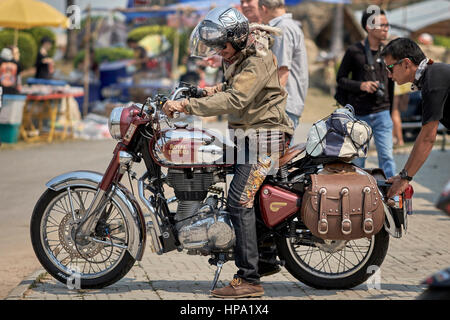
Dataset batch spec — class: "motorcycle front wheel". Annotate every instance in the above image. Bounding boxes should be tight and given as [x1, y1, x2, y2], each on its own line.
[276, 226, 389, 289]
[30, 187, 136, 289]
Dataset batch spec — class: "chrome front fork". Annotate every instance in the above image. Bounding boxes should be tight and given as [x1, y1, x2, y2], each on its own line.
[75, 150, 133, 241]
[75, 189, 109, 241]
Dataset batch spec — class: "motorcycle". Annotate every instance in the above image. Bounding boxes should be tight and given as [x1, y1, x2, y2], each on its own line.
[30, 84, 414, 291]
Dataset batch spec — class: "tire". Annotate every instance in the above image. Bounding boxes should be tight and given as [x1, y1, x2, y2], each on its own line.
[30, 187, 136, 289]
[276, 228, 389, 289]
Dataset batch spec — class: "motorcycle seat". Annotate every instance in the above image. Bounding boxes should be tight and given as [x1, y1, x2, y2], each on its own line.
[279, 143, 306, 167]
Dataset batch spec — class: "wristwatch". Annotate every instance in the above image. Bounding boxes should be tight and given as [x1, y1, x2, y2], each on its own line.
[399, 169, 413, 181]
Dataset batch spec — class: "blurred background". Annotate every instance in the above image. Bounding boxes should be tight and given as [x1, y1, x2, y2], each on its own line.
[0, 0, 449, 143]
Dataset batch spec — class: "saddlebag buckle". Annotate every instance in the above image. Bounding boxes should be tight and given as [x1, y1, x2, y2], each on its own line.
[363, 218, 374, 234]
[341, 218, 352, 235]
[318, 219, 328, 235]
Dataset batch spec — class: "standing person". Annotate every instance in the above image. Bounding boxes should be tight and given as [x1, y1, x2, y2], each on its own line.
[35, 37, 54, 79]
[380, 38, 450, 197]
[126, 38, 148, 72]
[163, 7, 293, 298]
[241, 0, 262, 23]
[0, 47, 22, 94]
[258, 0, 309, 131]
[335, 7, 396, 178]
[391, 82, 410, 147]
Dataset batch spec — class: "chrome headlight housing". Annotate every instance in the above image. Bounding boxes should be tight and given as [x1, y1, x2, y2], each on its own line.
[108, 107, 125, 140]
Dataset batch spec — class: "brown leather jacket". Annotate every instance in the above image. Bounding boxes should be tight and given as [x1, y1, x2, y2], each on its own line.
[184, 40, 294, 137]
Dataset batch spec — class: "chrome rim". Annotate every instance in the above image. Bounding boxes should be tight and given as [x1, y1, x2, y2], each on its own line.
[40, 187, 129, 279]
[287, 232, 375, 279]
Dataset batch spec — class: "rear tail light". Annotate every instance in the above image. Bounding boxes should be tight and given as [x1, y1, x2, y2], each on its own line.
[404, 184, 414, 215]
[404, 185, 414, 199]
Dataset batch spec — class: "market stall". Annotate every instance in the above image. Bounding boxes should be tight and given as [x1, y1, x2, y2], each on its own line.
[19, 84, 84, 143]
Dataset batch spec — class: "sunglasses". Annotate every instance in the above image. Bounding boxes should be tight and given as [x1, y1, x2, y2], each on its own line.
[386, 59, 404, 73]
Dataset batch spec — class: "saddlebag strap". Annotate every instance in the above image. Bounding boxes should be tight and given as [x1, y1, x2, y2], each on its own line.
[318, 187, 328, 234]
[362, 185, 374, 234]
[341, 187, 352, 235]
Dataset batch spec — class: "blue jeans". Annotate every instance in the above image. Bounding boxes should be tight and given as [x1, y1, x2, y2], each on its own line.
[353, 110, 396, 178]
[286, 111, 299, 147]
[227, 140, 281, 284]
[286, 111, 299, 131]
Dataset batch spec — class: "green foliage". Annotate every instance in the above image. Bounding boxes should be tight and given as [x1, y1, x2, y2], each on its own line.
[73, 47, 135, 68]
[434, 36, 450, 49]
[0, 30, 37, 70]
[24, 27, 56, 57]
[127, 25, 190, 64]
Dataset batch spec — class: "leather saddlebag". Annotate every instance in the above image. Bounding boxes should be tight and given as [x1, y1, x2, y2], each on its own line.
[301, 163, 385, 240]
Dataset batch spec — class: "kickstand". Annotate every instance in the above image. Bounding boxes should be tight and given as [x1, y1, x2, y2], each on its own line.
[210, 260, 224, 291]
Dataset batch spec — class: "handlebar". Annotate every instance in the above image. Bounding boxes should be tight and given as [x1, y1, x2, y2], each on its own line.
[143, 84, 204, 121]
[169, 84, 205, 101]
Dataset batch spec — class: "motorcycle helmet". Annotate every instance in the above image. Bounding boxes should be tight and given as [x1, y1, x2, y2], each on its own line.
[189, 6, 249, 58]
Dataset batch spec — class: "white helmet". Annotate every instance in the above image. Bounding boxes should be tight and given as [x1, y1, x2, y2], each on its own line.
[189, 7, 249, 58]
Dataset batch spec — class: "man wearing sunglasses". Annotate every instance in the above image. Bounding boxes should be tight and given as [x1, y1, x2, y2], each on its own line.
[336, 7, 396, 178]
[381, 38, 450, 198]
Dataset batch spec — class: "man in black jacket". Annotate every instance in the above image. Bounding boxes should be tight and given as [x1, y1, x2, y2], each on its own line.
[336, 7, 396, 178]
[381, 38, 450, 197]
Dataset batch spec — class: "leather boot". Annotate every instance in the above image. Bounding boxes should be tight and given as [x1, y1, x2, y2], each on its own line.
[211, 277, 264, 298]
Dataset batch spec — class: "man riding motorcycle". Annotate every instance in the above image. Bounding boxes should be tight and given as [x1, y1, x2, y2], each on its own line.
[163, 6, 293, 298]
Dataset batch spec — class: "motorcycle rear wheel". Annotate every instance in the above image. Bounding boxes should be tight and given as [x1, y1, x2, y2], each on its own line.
[276, 227, 389, 289]
[30, 187, 136, 289]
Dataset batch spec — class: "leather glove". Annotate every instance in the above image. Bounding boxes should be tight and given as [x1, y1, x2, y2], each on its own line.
[162, 99, 189, 118]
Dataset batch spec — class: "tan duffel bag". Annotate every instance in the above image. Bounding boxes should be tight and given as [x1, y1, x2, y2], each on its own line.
[301, 162, 385, 240]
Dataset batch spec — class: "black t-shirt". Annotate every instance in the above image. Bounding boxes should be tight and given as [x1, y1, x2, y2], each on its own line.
[0, 58, 22, 94]
[35, 52, 51, 79]
[336, 42, 393, 116]
[419, 63, 450, 129]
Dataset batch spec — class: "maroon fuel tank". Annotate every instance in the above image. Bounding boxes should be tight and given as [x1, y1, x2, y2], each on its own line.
[260, 185, 301, 228]
[149, 125, 235, 168]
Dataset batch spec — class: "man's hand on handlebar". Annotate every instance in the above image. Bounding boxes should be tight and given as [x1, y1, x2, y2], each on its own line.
[162, 99, 189, 118]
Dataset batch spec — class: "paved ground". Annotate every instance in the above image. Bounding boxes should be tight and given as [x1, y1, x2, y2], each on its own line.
[3, 120, 450, 301]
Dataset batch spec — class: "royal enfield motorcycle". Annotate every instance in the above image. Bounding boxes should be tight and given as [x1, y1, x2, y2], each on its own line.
[30, 84, 413, 291]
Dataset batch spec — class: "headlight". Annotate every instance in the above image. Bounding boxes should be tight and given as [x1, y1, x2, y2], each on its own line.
[108, 107, 125, 140]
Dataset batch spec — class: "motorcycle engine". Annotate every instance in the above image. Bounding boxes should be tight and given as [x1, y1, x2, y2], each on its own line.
[167, 169, 235, 253]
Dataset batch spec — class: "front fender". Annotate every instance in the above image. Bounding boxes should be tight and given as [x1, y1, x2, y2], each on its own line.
[46, 170, 146, 261]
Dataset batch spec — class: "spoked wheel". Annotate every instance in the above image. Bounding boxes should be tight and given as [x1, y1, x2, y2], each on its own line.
[30, 187, 136, 289]
[276, 224, 389, 289]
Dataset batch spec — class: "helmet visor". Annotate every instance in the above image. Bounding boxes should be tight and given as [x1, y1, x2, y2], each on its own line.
[189, 22, 227, 58]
